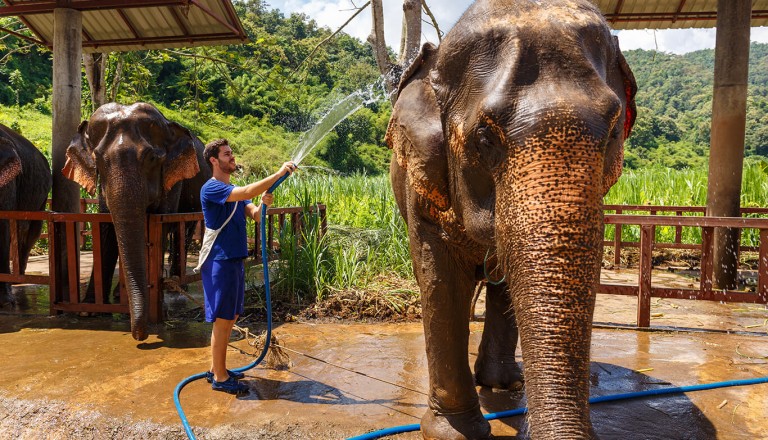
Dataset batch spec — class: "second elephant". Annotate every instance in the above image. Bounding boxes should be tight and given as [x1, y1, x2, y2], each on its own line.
[63, 102, 211, 341]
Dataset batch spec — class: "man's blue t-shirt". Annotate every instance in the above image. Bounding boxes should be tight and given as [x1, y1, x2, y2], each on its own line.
[200, 178, 253, 260]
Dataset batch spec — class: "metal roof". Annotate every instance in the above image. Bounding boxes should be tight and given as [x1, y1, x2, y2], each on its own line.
[0, 0, 248, 53]
[593, 0, 768, 30]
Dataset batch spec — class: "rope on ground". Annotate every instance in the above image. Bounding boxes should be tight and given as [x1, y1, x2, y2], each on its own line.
[163, 275, 293, 370]
[164, 276, 426, 396]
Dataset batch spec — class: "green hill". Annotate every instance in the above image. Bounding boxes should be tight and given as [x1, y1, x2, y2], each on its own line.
[2, 5, 768, 173]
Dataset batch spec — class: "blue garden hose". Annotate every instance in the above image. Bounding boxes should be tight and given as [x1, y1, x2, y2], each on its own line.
[347, 375, 768, 440]
[174, 172, 291, 440]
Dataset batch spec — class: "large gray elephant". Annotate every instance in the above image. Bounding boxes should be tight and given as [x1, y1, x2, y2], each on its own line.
[63, 102, 211, 341]
[387, 1, 637, 438]
[0, 123, 52, 301]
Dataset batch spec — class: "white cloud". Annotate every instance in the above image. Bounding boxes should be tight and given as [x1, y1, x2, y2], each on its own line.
[267, 1, 768, 55]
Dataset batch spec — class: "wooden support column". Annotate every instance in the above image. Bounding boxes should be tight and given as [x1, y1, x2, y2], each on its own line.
[51, 8, 82, 299]
[705, 0, 751, 290]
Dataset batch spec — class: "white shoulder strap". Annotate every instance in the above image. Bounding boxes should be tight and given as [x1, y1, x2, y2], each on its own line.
[193, 201, 238, 273]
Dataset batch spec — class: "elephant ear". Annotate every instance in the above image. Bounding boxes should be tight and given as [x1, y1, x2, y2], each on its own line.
[163, 122, 200, 192]
[386, 42, 451, 212]
[62, 121, 98, 195]
[0, 136, 22, 188]
[603, 38, 638, 194]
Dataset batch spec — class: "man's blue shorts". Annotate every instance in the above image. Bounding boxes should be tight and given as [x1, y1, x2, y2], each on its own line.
[201, 258, 245, 322]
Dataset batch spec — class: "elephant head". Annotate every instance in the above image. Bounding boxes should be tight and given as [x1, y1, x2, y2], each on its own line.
[63, 102, 202, 341]
[387, 0, 636, 438]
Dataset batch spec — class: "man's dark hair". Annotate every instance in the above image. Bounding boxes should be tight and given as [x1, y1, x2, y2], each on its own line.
[203, 139, 229, 169]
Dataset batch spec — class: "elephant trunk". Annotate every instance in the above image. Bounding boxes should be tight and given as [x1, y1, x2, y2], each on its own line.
[106, 173, 149, 341]
[497, 117, 606, 438]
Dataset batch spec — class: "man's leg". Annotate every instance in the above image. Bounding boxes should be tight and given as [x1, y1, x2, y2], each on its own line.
[211, 317, 235, 382]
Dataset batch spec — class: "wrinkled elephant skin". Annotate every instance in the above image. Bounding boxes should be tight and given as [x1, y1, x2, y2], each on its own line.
[63, 102, 211, 341]
[386, 1, 637, 439]
[0, 124, 52, 301]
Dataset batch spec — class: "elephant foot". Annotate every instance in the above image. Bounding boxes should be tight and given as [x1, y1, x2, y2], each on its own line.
[421, 405, 491, 440]
[474, 358, 524, 391]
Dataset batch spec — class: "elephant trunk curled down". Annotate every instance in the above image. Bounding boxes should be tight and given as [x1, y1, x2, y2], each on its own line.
[63, 102, 211, 341]
[387, 0, 637, 438]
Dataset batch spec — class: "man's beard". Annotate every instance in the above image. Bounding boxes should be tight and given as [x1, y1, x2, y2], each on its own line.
[220, 161, 236, 174]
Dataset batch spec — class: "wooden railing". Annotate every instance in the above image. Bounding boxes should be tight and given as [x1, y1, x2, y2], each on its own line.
[600, 211, 768, 327]
[1, 205, 326, 321]
[604, 205, 768, 267]
[2, 204, 765, 327]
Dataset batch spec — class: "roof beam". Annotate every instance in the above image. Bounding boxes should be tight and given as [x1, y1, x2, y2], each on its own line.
[611, 0, 626, 24]
[1, 0, 49, 41]
[0, 0, 188, 17]
[605, 10, 768, 23]
[77, 32, 240, 50]
[0, 25, 45, 45]
[189, 0, 242, 37]
[673, 0, 688, 23]
[168, 6, 190, 36]
[117, 9, 141, 39]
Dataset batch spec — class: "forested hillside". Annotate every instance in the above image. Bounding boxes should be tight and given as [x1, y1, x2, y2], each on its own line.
[623, 44, 768, 169]
[1, 2, 768, 174]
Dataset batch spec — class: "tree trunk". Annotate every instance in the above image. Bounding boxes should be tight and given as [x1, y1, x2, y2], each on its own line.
[83, 53, 108, 111]
[399, 0, 421, 66]
[368, 0, 396, 93]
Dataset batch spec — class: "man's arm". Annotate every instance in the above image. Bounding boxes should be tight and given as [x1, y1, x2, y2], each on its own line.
[245, 203, 261, 221]
[227, 162, 296, 202]
[244, 193, 274, 221]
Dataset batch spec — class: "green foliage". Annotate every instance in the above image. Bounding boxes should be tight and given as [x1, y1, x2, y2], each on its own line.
[623, 44, 768, 170]
[0, 5, 391, 174]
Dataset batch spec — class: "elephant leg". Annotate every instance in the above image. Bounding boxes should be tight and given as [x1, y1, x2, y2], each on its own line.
[164, 223, 178, 278]
[0, 219, 10, 300]
[474, 281, 523, 391]
[85, 222, 119, 303]
[413, 226, 491, 440]
[17, 219, 42, 274]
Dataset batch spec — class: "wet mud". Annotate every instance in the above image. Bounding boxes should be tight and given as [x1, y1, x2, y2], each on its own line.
[1, 265, 767, 439]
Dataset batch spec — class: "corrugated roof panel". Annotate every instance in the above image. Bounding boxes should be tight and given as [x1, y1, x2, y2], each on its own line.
[82, 10, 135, 41]
[0, 0, 248, 52]
[597, 0, 768, 30]
[127, 7, 182, 38]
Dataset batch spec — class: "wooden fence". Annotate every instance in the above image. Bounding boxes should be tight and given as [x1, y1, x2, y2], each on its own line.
[601, 205, 768, 327]
[0, 205, 326, 321]
[2, 204, 766, 327]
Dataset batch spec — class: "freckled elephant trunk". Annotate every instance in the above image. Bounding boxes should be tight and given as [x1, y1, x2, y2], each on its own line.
[497, 128, 605, 438]
[107, 180, 149, 341]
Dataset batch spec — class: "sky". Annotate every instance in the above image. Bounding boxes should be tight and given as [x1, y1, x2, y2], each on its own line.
[267, 0, 768, 55]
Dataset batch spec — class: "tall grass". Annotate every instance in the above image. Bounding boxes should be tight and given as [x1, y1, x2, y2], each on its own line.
[605, 161, 768, 246]
[245, 162, 768, 300]
[253, 171, 411, 302]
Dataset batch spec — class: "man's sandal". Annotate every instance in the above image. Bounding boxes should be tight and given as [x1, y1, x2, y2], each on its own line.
[205, 369, 245, 383]
[211, 376, 249, 395]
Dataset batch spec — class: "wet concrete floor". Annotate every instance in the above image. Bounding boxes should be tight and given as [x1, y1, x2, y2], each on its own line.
[0, 264, 767, 439]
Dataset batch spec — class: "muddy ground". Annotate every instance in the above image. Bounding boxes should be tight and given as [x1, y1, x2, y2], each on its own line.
[1, 254, 767, 439]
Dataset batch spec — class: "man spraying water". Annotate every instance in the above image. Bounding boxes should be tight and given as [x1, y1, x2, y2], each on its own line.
[199, 138, 295, 395]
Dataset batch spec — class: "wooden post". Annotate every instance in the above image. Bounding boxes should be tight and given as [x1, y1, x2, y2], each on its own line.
[706, 0, 751, 290]
[614, 208, 623, 267]
[700, 227, 715, 300]
[147, 216, 163, 324]
[759, 229, 768, 303]
[51, 8, 83, 301]
[637, 225, 653, 328]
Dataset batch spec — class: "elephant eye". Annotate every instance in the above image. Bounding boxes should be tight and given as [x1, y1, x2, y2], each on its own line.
[477, 126, 502, 150]
[476, 125, 505, 169]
